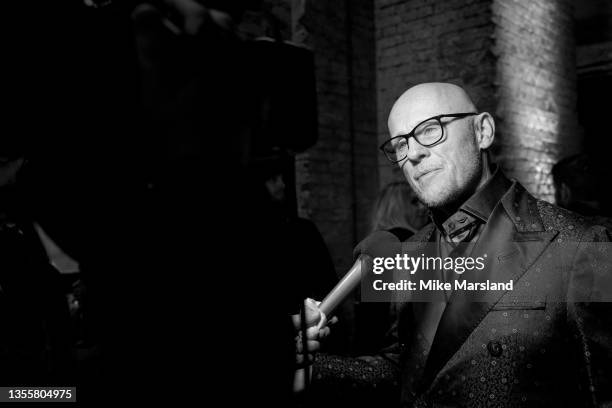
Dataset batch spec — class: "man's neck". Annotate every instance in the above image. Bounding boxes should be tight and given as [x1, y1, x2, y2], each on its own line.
[475, 156, 492, 191]
[435, 156, 493, 219]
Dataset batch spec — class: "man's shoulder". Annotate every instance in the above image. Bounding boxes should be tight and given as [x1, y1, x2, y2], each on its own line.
[535, 199, 587, 229]
[534, 198, 609, 241]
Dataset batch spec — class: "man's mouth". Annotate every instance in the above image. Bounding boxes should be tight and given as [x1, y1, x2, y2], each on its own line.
[414, 168, 440, 181]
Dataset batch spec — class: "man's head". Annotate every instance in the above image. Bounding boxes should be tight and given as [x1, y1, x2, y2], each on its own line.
[386, 83, 495, 209]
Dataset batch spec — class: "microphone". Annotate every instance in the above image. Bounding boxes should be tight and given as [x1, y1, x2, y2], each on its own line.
[293, 231, 402, 394]
[318, 230, 401, 317]
[319, 254, 368, 317]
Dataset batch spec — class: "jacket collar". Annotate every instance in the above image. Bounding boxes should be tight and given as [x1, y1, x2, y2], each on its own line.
[431, 165, 510, 238]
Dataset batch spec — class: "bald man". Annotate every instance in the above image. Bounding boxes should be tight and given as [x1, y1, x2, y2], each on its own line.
[386, 83, 493, 212]
[304, 83, 612, 407]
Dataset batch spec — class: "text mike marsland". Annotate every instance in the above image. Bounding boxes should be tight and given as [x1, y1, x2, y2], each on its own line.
[372, 279, 514, 291]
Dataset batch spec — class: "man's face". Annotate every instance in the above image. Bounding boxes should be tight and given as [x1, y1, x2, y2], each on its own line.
[387, 94, 482, 209]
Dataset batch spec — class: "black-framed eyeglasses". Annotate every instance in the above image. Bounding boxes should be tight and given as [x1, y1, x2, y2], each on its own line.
[380, 112, 479, 163]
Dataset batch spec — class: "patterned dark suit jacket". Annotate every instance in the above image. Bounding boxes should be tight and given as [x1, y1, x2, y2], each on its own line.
[313, 177, 612, 408]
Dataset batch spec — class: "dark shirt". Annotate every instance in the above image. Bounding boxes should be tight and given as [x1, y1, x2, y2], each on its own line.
[431, 165, 512, 245]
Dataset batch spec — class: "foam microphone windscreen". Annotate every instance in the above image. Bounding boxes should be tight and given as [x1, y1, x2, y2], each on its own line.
[318, 231, 401, 317]
[352, 230, 403, 260]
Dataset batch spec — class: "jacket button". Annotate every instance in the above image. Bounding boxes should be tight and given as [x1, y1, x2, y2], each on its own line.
[487, 341, 503, 357]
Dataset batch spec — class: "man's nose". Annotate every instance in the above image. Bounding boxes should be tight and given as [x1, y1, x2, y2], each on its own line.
[404, 137, 429, 162]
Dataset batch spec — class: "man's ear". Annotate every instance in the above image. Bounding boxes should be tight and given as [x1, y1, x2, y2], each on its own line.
[474, 112, 495, 150]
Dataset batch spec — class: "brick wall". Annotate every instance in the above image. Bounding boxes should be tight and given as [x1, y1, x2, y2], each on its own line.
[375, 0, 497, 188]
[374, 0, 578, 202]
[294, 0, 379, 274]
[246, 0, 579, 272]
[492, 0, 578, 201]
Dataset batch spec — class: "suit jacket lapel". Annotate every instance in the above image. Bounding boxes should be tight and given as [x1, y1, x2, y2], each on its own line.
[393, 224, 436, 305]
[417, 182, 558, 393]
[395, 223, 436, 405]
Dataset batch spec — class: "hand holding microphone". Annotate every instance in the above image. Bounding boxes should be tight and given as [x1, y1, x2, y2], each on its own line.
[293, 230, 402, 335]
[292, 231, 401, 392]
[292, 298, 336, 366]
[292, 298, 334, 393]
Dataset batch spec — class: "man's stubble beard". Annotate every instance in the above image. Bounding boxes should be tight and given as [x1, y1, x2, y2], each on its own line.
[409, 150, 482, 211]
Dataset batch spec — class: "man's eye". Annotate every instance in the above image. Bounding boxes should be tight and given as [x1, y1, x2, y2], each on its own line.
[421, 125, 438, 135]
[394, 139, 407, 151]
